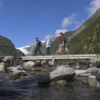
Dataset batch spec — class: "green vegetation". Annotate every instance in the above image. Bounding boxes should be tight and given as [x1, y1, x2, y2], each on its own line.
[67, 9, 100, 54]
[51, 8, 100, 54]
[0, 35, 24, 56]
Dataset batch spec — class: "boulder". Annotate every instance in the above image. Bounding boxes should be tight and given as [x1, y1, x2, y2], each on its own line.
[50, 67, 75, 80]
[88, 75, 97, 86]
[0, 62, 6, 72]
[96, 73, 100, 82]
[88, 75, 100, 87]
[86, 67, 99, 75]
[7, 65, 26, 73]
[38, 67, 75, 84]
[23, 61, 36, 71]
[2, 56, 14, 67]
[73, 63, 80, 70]
[75, 70, 87, 75]
[3, 56, 14, 63]
[95, 61, 100, 68]
[75, 70, 90, 84]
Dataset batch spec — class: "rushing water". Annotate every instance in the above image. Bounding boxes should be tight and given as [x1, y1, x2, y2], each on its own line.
[0, 74, 100, 100]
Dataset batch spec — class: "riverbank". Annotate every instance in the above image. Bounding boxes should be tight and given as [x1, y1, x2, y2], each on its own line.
[0, 56, 100, 89]
[0, 56, 100, 100]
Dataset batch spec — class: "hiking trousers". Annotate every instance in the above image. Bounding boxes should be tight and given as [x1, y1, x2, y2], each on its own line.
[34, 47, 42, 55]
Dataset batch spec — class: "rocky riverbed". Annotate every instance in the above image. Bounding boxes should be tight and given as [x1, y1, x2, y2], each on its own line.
[0, 56, 100, 86]
[0, 74, 100, 100]
[0, 56, 100, 100]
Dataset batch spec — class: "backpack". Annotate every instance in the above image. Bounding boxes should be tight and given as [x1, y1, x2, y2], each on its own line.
[64, 37, 68, 43]
[38, 41, 42, 47]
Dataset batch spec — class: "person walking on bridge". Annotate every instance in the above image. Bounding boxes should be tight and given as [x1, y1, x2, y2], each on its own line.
[34, 37, 43, 55]
[58, 33, 68, 54]
[46, 35, 51, 55]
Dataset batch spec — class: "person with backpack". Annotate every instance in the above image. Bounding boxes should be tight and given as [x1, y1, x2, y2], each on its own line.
[34, 37, 43, 55]
[58, 33, 68, 54]
[46, 36, 51, 55]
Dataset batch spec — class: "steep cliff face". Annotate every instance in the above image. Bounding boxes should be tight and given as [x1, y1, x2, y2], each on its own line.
[0, 35, 24, 56]
[67, 8, 100, 54]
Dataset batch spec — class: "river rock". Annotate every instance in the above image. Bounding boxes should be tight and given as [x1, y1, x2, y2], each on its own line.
[86, 67, 99, 75]
[95, 61, 100, 68]
[7, 65, 26, 73]
[75, 70, 87, 75]
[23, 61, 36, 71]
[2, 56, 14, 67]
[75, 70, 90, 84]
[38, 67, 75, 84]
[3, 56, 14, 63]
[50, 67, 75, 80]
[88, 75, 97, 86]
[0, 62, 6, 72]
[96, 73, 100, 82]
[72, 63, 80, 70]
[88, 75, 100, 87]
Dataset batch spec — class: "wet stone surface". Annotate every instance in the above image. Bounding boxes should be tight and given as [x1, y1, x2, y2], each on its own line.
[0, 72, 100, 100]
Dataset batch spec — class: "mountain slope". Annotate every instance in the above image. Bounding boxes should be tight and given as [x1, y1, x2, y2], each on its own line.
[18, 8, 100, 55]
[0, 35, 24, 56]
[50, 8, 100, 54]
[67, 8, 100, 54]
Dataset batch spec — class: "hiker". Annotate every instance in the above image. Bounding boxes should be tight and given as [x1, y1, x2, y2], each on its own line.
[58, 33, 68, 54]
[46, 35, 51, 55]
[34, 37, 43, 55]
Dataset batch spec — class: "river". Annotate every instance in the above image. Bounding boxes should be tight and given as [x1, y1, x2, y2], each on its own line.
[0, 74, 100, 100]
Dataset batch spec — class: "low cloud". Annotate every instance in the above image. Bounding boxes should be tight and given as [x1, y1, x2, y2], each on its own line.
[55, 13, 81, 36]
[55, 29, 67, 36]
[61, 13, 80, 29]
[61, 17, 71, 29]
[87, 0, 100, 16]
